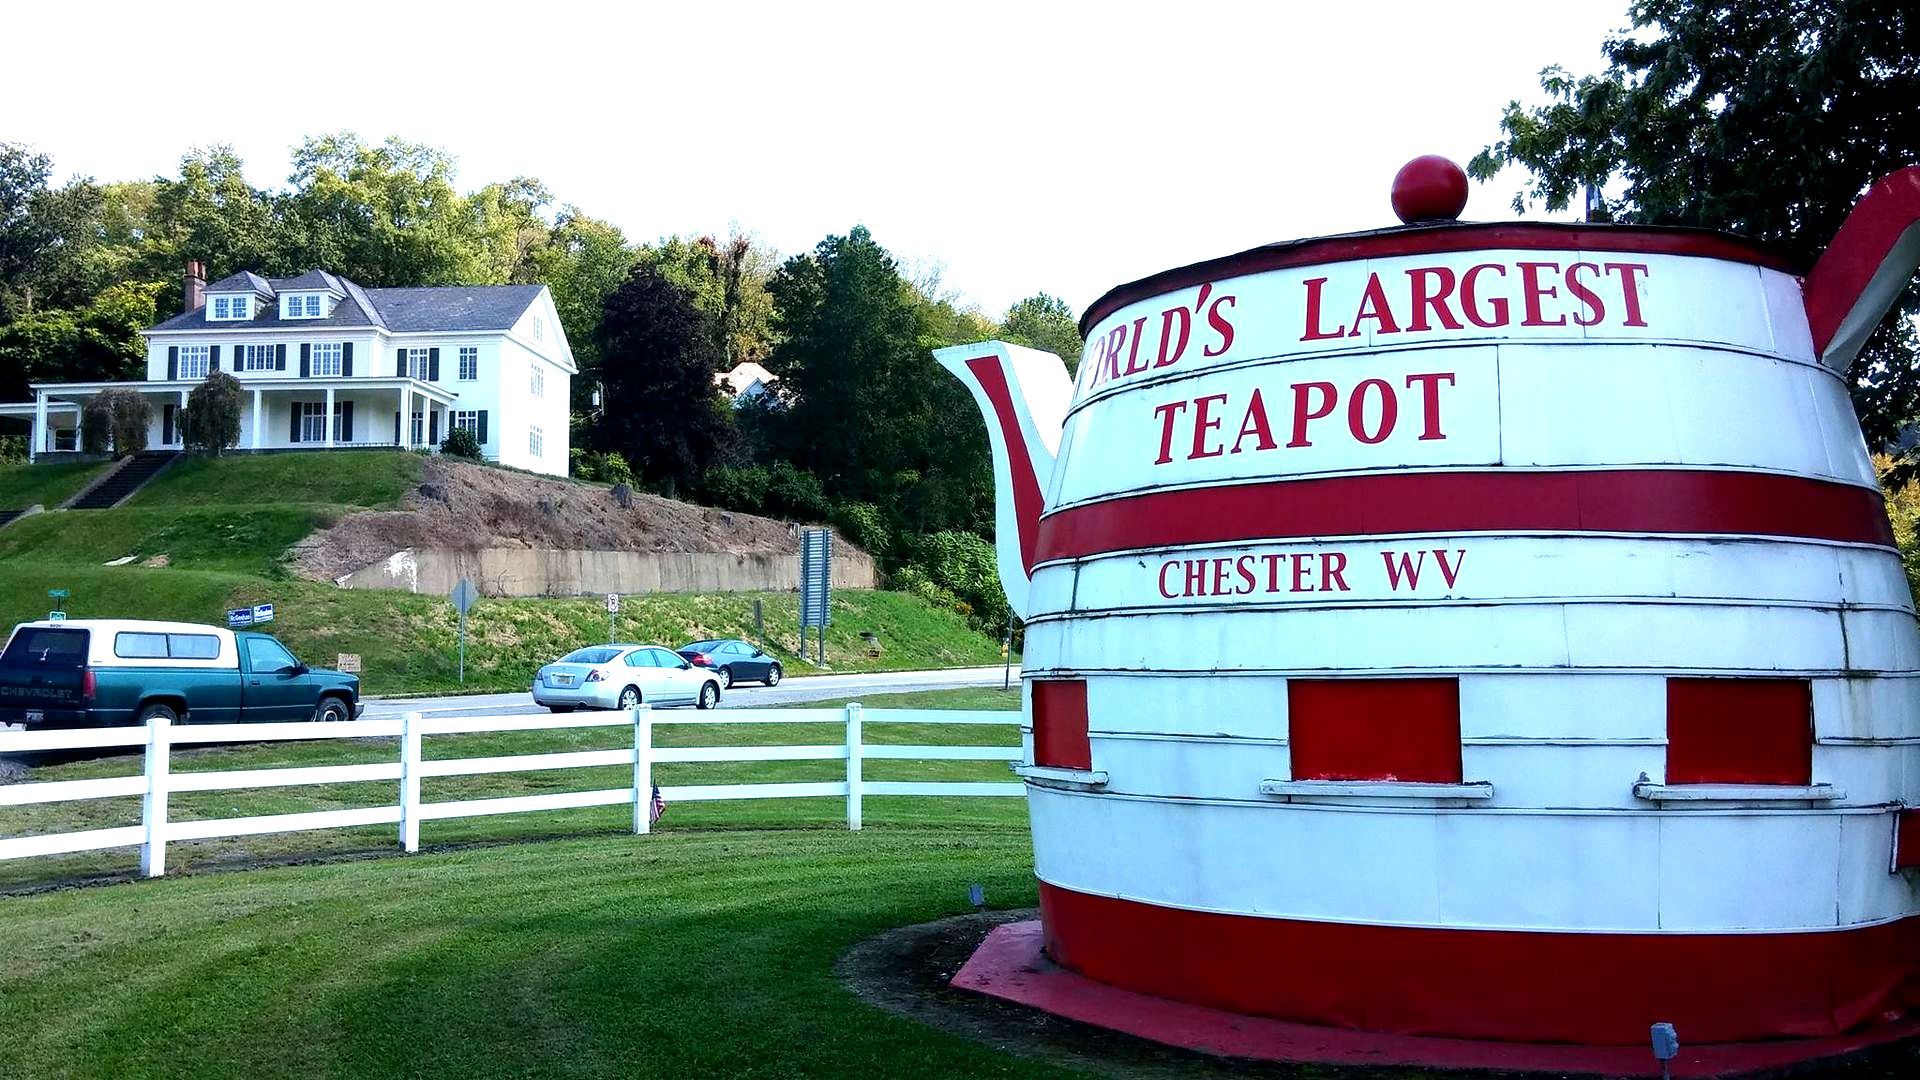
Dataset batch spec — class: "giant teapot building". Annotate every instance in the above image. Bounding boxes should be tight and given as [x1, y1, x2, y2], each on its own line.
[939, 160, 1920, 1062]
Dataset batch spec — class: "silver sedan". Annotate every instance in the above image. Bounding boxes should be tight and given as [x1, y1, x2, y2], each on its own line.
[532, 644, 722, 712]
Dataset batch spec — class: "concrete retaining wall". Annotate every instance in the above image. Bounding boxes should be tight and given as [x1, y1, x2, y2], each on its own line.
[337, 546, 876, 597]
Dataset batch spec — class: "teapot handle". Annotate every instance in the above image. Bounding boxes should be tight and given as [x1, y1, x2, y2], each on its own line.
[1803, 166, 1920, 373]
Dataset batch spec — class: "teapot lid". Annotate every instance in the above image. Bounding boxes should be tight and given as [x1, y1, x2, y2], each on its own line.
[1079, 156, 1795, 335]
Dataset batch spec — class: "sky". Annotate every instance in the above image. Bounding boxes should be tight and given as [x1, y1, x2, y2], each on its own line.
[4, 0, 1632, 318]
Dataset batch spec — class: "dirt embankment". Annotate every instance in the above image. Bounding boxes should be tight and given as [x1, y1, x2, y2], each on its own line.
[291, 457, 836, 583]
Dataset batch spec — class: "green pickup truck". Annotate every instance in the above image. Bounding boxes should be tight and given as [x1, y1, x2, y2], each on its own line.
[0, 619, 362, 728]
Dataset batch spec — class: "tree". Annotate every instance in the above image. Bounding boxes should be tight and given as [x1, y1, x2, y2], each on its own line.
[283, 133, 485, 286]
[595, 265, 734, 494]
[181, 371, 243, 454]
[0, 280, 159, 400]
[1470, 0, 1920, 446]
[533, 208, 635, 407]
[145, 147, 286, 291]
[83, 386, 151, 456]
[1001, 293, 1085, 373]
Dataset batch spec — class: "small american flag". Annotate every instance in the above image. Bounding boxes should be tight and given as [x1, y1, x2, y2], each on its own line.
[650, 783, 668, 825]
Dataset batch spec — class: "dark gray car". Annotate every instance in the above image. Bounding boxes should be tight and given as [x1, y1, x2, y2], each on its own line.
[677, 639, 783, 689]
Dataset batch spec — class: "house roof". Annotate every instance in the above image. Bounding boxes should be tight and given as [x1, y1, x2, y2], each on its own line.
[204, 270, 275, 296]
[148, 272, 544, 337]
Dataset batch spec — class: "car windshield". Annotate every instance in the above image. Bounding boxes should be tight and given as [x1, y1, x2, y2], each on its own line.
[560, 647, 623, 664]
[681, 640, 721, 652]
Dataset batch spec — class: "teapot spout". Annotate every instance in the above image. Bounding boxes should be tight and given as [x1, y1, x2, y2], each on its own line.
[1803, 166, 1920, 373]
[933, 340, 1073, 619]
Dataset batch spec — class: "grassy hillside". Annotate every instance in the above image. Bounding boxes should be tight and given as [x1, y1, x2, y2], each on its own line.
[0, 564, 1003, 694]
[0, 452, 1006, 693]
[0, 459, 109, 509]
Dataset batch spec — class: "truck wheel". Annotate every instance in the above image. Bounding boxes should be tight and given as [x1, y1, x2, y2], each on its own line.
[698, 682, 719, 710]
[135, 701, 180, 726]
[313, 697, 351, 723]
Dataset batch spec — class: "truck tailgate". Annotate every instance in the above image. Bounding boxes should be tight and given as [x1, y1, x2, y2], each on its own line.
[0, 625, 90, 724]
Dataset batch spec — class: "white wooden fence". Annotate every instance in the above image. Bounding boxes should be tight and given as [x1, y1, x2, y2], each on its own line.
[0, 704, 1025, 878]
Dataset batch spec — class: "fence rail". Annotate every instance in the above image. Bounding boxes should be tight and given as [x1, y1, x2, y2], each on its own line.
[0, 704, 1026, 877]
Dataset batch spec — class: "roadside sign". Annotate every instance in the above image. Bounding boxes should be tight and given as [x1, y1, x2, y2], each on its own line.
[450, 577, 479, 685]
[226, 607, 255, 629]
[251, 603, 275, 624]
[605, 592, 620, 614]
[799, 528, 832, 665]
[48, 589, 68, 601]
[336, 653, 362, 673]
[451, 577, 479, 615]
[47, 611, 65, 622]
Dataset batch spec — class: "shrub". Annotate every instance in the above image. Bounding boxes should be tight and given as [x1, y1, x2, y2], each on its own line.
[763, 462, 828, 519]
[829, 501, 891, 557]
[901, 530, 1009, 634]
[441, 426, 483, 460]
[569, 449, 637, 485]
[699, 465, 768, 514]
[82, 387, 152, 456]
[0, 434, 26, 465]
[181, 371, 243, 454]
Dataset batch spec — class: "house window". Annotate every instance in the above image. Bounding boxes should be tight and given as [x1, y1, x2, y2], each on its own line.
[312, 343, 344, 377]
[332, 402, 349, 443]
[452, 410, 480, 435]
[406, 348, 431, 380]
[210, 295, 250, 320]
[528, 424, 544, 457]
[1031, 680, 1091, 769]
[529, 365, 545, 398]
[179, 345, 210, 379]
[411, 411, 426, 447]
[1666, 678, 1812, 785]
[241, 344, 276, 372]
[458, 346, 478, 381]
[533, 316, 545, 341]
[302, 294, 321, 317]
[1288, 678, 1462, 782]
[298, 401, 327, 443]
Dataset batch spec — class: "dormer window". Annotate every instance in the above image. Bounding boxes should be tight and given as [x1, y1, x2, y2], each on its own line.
[209, 295, 251, 321]
[283, 294, 326, 319]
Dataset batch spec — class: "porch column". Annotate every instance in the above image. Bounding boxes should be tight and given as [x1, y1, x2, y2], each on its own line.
[250, 388, 262, 450]
[30, 389, 46, 462]
[399, 384, 412, 448]
[324, 387, 336, 449]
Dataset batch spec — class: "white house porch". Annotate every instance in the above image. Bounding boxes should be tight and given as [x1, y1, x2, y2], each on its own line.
[14, 378, 468, 460]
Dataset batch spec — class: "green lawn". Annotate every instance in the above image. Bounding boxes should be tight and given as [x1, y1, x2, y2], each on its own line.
[128, 449, 421, 508]
[0, 459, 110, 510]
[0, 505, 325, 575]
[0, 689, 1048, 1078]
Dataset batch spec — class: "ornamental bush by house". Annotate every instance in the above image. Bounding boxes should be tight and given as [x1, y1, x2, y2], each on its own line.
[440, 426, 483, 460]
[81, 387, 152, 456]
[181, 371, 242, 455]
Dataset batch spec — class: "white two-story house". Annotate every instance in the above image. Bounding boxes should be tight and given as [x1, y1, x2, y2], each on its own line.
[4, 261, 576, 476]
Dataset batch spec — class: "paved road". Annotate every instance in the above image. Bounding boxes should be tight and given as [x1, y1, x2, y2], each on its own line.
[359, 665, 1017, 720]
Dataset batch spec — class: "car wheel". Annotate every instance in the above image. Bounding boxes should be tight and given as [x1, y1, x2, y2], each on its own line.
[547, 705, 575, 714]
[717, 667, 732, 690]
[618, 686, 642, 710]
[313, 697, 351, 723]
[698, 682, 719, 710]
[135, 701, 180, 726]
[765, 664, 782, 687]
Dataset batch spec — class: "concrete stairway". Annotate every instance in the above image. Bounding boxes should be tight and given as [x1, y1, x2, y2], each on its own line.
[67, 451, 181, 510]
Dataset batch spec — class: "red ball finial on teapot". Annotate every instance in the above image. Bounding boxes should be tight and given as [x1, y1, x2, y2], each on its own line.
[1391, 155, 1470, 224]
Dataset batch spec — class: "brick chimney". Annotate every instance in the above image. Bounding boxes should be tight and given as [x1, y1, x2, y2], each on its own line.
[183, 259, 206, 314]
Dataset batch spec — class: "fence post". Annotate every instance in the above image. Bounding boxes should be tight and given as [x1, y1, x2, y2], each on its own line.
[632, 702, 653, 835]
[139, 713, 171, 878]
[846, 702, 863, 831]
[399, 710, 422, 853]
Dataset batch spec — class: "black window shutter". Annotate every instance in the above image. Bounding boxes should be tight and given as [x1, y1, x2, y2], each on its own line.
[289, 402, 301, 443]
[341, 401, 354, 442]
[163, 404, 175, 445]
[429, 411, 439, 446]
[428, 347, 440, 381]
[300, 343, 311, 378]
[396, 347, 407, 377]
[167, 346, 179, 380]
[477, 410, 488, 445]
[210, 344, 222, 370]
[394, 412, 401, 445]
[341, 342, 353, 377]
[275, 343, 287, 371]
